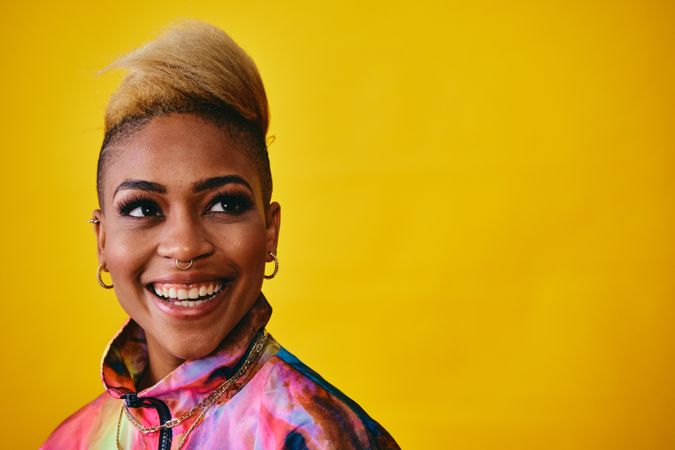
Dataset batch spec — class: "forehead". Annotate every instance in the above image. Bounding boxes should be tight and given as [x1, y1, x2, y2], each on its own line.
[104, 114, 260, 196]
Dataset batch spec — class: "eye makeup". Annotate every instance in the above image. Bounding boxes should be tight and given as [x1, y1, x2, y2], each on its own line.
[116, 193, 162, 217]
[114, 188, 255, 219]
[205, 189, 254, 215]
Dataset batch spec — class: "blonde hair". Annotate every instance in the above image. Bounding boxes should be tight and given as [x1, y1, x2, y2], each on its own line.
[97, 20, 272, 205]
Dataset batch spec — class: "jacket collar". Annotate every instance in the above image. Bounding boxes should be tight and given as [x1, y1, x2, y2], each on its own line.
[101, 293, 272, 405]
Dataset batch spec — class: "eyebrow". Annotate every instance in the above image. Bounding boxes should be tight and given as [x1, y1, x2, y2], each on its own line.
[113, 180, 166, 199]
[112, 175, 253, 199]
[192, 175, 253, 194]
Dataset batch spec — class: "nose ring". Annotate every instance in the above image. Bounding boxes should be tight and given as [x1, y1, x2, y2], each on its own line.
[176, 259, 193, 270]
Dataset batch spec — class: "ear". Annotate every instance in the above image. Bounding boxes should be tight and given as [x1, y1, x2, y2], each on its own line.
[92, 209, 107, 264]
[265, 202, 281, 260]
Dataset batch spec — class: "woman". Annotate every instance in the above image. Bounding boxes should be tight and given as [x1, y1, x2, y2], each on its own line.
[42, 21, 398, 450]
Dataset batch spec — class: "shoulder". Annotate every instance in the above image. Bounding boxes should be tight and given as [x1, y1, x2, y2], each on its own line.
[255, 345, 399, 450]
[41, 391, 118, 450]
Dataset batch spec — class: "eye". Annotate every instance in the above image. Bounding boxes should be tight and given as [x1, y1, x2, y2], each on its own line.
[117, 195, 162, 218]
[127, 204, 161, 217]
[207, 192, 253, 215]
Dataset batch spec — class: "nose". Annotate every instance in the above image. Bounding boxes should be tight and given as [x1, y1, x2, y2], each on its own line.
[156, 210, 214, 263]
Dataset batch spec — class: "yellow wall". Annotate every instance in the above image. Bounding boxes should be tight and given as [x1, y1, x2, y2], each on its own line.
[1, 1, 673, 448]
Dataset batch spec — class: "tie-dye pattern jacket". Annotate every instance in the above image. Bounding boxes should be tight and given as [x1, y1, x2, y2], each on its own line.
[42, 295, 398, 449]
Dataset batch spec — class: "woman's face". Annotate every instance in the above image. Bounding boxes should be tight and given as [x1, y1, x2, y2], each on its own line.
[94, 113, 280, 365]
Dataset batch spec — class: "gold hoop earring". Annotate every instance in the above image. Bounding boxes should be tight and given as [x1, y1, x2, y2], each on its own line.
[176, 259, 193, 270]
[97, 264, 113, 289]
[264, 252, 279, 279]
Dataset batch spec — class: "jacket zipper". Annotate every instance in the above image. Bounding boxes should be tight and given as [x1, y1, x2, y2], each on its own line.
[122, 393, 173, 450]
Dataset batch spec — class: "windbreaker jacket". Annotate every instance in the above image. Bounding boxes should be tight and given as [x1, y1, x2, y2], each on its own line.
[42, 295, 399, 449]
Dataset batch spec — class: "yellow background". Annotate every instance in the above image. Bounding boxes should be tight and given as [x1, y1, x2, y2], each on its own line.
[0, 1, 673, 449]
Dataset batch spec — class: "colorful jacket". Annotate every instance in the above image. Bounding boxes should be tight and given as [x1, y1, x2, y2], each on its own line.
[42, 295, 399, 449]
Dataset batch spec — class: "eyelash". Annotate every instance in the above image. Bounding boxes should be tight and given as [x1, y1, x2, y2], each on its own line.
[117, 193, 159, 217]
[205, 191, 254, 215]
[116, 191, 254, 218]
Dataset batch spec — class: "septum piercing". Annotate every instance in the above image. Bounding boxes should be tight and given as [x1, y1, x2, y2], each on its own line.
[176, 259, 194, 270]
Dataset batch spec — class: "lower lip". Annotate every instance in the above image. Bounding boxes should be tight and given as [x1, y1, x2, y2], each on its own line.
[147, 284, 229, 319]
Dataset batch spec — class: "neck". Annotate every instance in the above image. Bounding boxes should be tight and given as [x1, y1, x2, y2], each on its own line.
[140, 335, 186, 390]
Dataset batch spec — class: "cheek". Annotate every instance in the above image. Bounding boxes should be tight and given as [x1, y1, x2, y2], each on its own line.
[104, 230, 154, 289]
[215, 223, 268, 273]
[102, 218, 268, 285]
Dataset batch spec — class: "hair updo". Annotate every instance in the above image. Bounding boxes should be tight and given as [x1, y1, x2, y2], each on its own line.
[96, 20, 272, 207]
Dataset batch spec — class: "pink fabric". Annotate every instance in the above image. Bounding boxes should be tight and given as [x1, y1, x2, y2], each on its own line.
[42, 295, 398, 449]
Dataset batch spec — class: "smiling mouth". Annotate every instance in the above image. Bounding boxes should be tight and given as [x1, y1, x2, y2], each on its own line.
[146, 280, 226, 308]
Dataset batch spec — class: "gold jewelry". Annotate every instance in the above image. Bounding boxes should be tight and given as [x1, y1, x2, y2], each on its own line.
[263, 252, 279, 279]
[88, 218, 100, 224]
[97, 264, 114, 289]
[175, 259, 193, 270]
[116, 330, 268, 450]
[116, 407, 124, 449]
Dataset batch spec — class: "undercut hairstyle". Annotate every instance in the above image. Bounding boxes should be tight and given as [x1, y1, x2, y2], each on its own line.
[96, 20, 272, 207]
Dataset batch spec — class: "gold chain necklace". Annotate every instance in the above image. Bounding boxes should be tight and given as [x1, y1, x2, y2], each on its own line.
[116, 330, 268, 450]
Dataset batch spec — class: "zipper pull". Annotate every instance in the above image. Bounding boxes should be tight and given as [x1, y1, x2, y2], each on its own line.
[122, 392, 144, 408]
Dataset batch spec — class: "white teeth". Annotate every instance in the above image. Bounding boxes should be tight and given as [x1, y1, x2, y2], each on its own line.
[163, 297, 211, 308]
[152, 281, 226, 303]
[187, 299, 205, 308]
